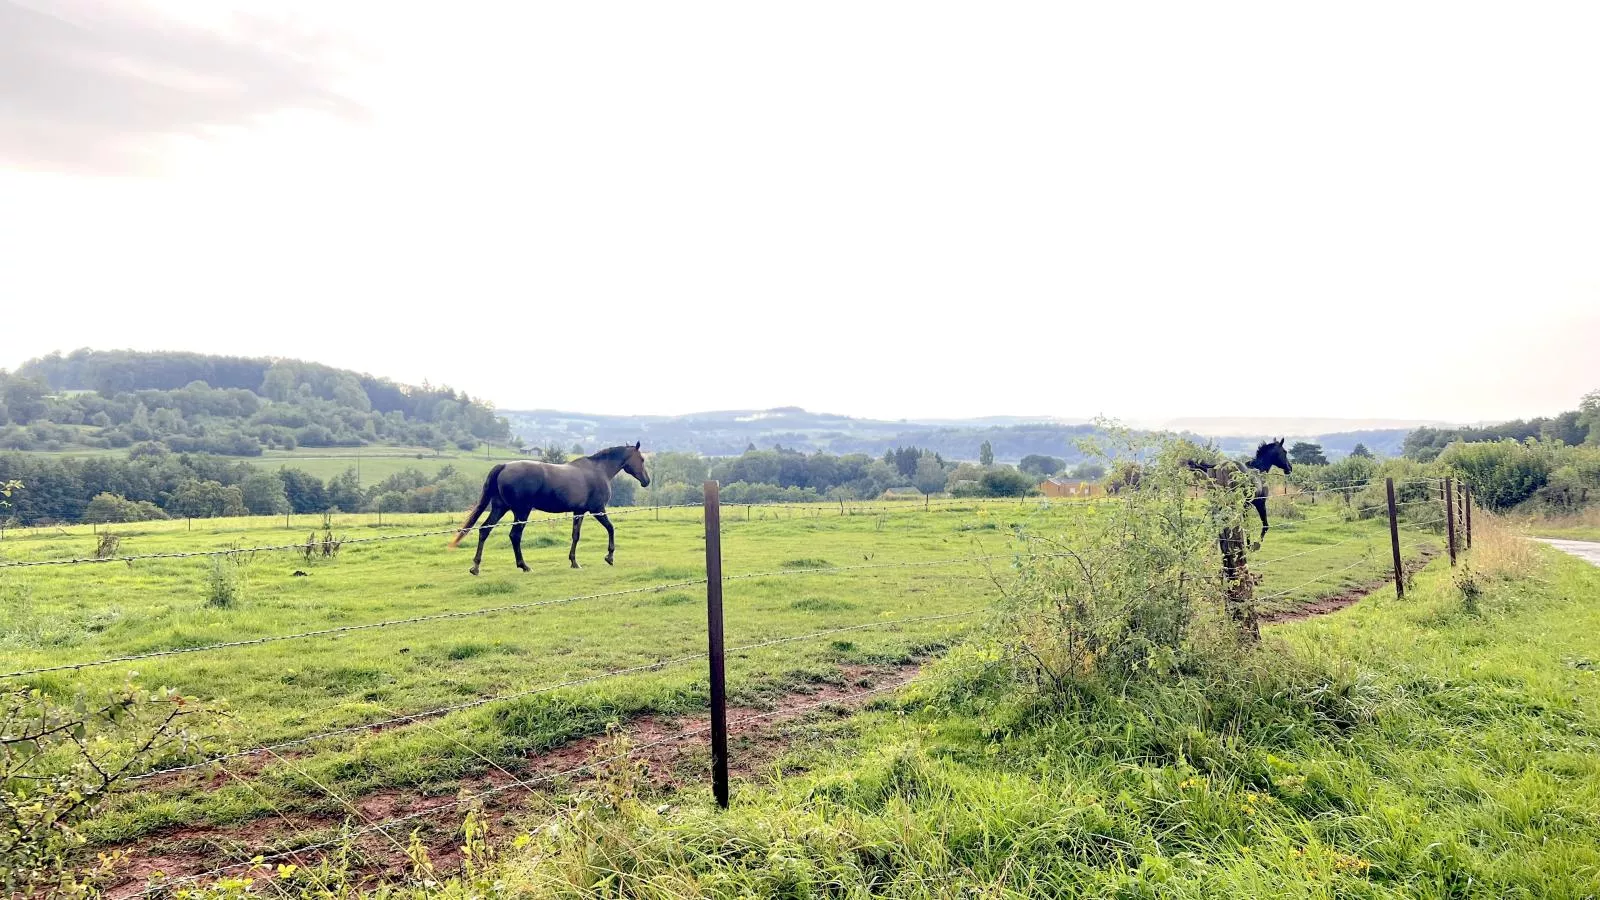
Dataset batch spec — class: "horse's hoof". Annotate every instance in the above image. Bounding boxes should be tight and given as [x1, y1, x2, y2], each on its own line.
[570, 562, 581, 569]
[468, 567, 480, 576]
[518, 564, 530, 573]
[1248, 542, 1261, 553]
[605, 556, 614, 566]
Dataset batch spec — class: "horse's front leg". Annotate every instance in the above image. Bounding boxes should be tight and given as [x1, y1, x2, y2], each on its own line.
[594, 511, 616, 565]
[569, 513, 585, 569]
[509, 512, 530, 573]
[1251, 496, 1268, 551]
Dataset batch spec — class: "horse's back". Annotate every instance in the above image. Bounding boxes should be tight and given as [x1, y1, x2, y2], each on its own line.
[496, 460, 605, 513]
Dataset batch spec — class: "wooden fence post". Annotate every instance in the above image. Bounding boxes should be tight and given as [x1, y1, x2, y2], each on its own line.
[1463, 484, 1473, 549]
[1386, 477, 1404, 598]
[1443, 476, 1457, 567]
[702, 481, 729, 810]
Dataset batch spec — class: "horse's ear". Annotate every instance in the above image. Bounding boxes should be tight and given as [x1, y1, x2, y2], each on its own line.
[634, 441, 640, 450]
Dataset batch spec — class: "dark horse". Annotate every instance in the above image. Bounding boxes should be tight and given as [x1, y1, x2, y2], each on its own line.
[448, 443, 651, 575]
[1185, 438, 1294, 546]
[1186, 438, 1293, 644]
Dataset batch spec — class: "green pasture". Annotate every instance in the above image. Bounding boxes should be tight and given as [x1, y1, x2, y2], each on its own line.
[0, 497, 1438, 850]
[511, 539, 1600, 898]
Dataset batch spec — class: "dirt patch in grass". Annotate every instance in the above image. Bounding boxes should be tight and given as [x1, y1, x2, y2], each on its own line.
[100, 659, 928, 898]
[1262, 547, 1440, 625]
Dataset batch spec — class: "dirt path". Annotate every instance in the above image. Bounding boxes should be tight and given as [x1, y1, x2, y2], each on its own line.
[1260, 546, 1439, 624]
[1535, 537, 1600, 567]
[101, 660, 927, 898]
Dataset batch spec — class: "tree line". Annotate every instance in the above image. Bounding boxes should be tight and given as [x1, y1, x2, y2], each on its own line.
[1403, 391, 1599, 461]
[0, 447, 486, 525]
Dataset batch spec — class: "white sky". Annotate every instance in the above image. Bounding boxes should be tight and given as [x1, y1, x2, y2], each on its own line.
[2, 1, 1597, 424]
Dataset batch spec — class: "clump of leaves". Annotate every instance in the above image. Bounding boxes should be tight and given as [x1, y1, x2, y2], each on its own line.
[2, 682, 207, 896]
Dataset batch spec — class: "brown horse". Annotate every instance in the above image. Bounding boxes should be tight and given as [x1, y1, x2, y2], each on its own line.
[448, 443, 651, 575]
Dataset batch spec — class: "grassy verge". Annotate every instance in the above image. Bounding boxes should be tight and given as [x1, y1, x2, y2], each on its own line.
[1516, 506, 1600, 542]
[470, 525, 1600, 898]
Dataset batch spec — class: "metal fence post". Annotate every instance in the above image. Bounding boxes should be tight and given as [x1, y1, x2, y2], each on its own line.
[702, 481, 729, 810]
[1386, 477, 1404, 598]
[1444, 476, 1457, 567]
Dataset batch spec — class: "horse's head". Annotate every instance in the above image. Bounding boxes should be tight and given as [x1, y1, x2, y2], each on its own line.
[622, 441, 650, 486]
[1254, 437, 1292, 475]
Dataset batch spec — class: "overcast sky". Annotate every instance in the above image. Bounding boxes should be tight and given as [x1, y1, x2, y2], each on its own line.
[2, 1, 1596, 424]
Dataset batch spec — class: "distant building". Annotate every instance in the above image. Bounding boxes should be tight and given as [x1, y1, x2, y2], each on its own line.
[1040, 478, 1096, 498]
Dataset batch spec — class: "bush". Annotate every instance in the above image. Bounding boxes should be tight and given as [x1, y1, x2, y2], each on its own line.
[1440, 440, 1551, 511]
[979, 466, 1035, 497]
[998, 435, 1242, 686]
[2, 684, 206, 896]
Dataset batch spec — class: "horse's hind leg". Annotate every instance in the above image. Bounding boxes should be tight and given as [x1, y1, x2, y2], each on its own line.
[594, 511, 615, 565]
[509, 507, 531, 573]
[470, 504, 509, 576]
[568, 513, 585, 569]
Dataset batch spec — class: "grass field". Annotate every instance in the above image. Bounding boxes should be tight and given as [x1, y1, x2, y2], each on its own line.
[482, 526, 1600, 898]
[0, 496, 1442, 880]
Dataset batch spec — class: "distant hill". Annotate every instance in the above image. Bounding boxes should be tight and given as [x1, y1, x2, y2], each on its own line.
[3, 348, 510, 455]
[500, 407, 1417, 462]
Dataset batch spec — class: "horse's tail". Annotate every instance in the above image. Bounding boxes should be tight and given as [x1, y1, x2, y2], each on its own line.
[448, 464, 505, 548]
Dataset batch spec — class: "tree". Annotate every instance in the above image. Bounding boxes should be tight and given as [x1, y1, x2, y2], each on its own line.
[979, 441, 995, 466]
[1288, 442, 1328, 466]
[1070, 460, 1106, 481]
[325, 468, 364, 513]
[1349, 443, 1374, 459]
[913, 457, 948, 495]
[570, 443, 586, 456]
[240, 473, 290, 516]
[279, 467, 329, 513]
[0, 376, 49, 425]
[539, 445, 568, 464]
[1581, 389, 1600, 445]
[169, 479, 247, 518]
[84, 492, 136, 523]
[83, 492, 167, 523]
[1018, 454, 1065, 476]
[979, 466, 1033, 497]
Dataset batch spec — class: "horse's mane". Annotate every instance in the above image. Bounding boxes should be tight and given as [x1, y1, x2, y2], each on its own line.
[585, 445, 634, 463]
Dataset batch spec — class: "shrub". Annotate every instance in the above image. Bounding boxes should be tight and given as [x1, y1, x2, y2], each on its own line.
[1441, 440, 1551, 511]
[2, 683, 206, 896]
[997, 435, 1241, 687]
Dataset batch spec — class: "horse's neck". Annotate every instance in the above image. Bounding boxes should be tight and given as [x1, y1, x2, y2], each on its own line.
[583, 456, 624, 478]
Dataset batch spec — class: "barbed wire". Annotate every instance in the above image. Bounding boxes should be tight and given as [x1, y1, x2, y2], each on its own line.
[1256, 554, 1378, 603]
